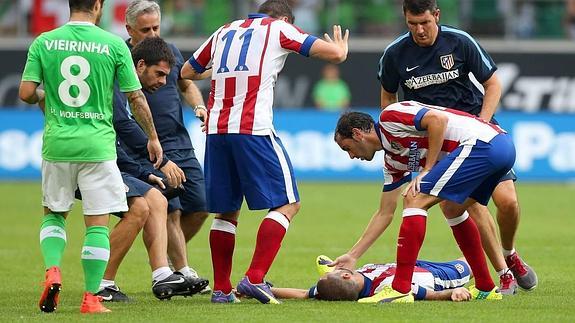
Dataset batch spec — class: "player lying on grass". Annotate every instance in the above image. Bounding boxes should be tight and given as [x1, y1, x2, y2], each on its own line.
[270, 255, 472, 302]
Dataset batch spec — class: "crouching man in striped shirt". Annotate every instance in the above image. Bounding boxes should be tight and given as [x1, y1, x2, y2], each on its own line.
[331, 101, 516, 303]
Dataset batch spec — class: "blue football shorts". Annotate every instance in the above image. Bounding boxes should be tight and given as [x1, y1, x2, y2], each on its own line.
[415, 260, 471, 291]
[419, 133, 516, 205]
[204, 133, 300, 213]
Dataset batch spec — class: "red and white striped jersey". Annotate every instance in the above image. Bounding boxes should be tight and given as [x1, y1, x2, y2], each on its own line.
[379, 101, 506, 188]
[189, 13, 318, 135]
[309, 263, 435, 299]
[356, 263, 434, 297]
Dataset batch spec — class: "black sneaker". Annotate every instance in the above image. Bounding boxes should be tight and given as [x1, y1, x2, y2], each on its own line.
[95, 285, 132, 302]
[152, 273, 209, 300]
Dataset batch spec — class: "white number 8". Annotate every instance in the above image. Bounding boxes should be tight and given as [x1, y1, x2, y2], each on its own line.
[58, 56, 91, 107]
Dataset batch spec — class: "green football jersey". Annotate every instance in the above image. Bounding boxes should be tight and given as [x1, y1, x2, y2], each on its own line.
[22, 21, 141, 162]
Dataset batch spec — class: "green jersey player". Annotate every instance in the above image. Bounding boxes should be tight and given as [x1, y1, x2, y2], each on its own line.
[19, 0, 162, 314]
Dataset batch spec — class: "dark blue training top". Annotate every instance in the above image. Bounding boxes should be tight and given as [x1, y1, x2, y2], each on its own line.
[116, 140, 153, 181]
[377, 25, 497, 116]
[117, 40, 193, 152]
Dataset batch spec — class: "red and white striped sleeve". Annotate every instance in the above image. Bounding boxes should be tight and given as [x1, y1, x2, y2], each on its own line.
[276, 21, 318, 57]
[188, 26, 223, 73]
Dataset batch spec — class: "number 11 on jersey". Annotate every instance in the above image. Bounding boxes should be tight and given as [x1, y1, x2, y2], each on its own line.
[217, 28, 254, 74]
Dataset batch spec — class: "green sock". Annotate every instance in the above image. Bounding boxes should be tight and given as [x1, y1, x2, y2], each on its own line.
[39, 213, 67, 269]
[81, 226, 110, 293]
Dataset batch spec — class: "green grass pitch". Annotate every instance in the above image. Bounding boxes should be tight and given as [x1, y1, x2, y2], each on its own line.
[0, 182, 573, 322]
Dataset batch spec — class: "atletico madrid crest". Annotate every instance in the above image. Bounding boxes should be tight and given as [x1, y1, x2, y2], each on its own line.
[440, 54, 454, 70]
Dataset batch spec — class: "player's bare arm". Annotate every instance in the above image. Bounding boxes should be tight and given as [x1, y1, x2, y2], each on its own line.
[330, 188, 401, 269]
[425, 287, 471, 301]
[19, 81, 46, 113]
[18, 81, 41, 104]
[270, 287, 309, 299]
[478, 73, 502, 122]
[177, 78, 207, 121]
[403, 110, 447, 197]
[380, 88, 398, 109]
[125, 89, 163, 168]
[419, 110, 447, 171]
[309, 25, 349, 64]
[180, 62, 212, 80]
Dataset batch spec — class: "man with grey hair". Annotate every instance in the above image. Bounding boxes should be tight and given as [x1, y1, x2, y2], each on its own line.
[102, 0, 211, 301]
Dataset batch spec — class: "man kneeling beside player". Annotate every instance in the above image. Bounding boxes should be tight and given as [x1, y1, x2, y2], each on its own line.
[270, 255, 472, 302]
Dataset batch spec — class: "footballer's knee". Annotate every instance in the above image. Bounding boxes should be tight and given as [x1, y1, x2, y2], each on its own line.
[495, 196, 519, 218]
[145, 188, 168, 212]
[493, 182, 519, 214]
[402, 193, 436, 211]
[125, 197, 150, 228]
[274, 202, 300, 221]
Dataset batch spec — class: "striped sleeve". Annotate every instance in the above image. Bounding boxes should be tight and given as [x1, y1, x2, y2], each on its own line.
[189, 27, 222, 73]
[383, 162, 411, 192]
[277, 21, 318, 57]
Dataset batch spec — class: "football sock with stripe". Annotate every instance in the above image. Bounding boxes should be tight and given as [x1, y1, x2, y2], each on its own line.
[245, 211, 290, 284]
[39, 213, 67, 269]
[81, 226, 110, 294]
[210, 218, 237, 293]
[449, 213, 495, 292]
[392, 209, 427, 294]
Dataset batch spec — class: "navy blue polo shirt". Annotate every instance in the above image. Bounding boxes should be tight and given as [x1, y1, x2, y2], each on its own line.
[113, 85, 148, 157]
[123, 40, 193, 152]
[377, 25, 497, 116]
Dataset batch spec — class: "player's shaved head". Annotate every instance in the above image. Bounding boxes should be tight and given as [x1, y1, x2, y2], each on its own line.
[258, 0, 295, 24]
[69, 0, 103, 13]
[403, 0, 438, 15]
[334, 111, 375, 141]
[316, 273, 360, 301]
[131, 37, 175, 68]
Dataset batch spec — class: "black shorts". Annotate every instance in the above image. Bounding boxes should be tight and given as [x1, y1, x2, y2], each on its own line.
[138, 149, 206, 215]
[499, 168, 517, 183]
[122, 172, 153, 198]
[166, 149, 207, 215]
